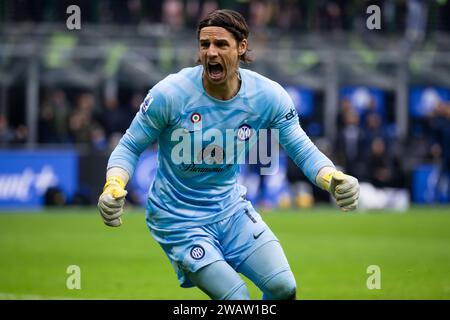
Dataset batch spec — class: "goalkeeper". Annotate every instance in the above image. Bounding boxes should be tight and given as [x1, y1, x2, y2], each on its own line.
[98, 9, 359, 300]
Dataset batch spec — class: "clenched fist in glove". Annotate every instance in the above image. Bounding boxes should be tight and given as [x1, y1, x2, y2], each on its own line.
[98, 168, 129, 227]
[316, 167, 359, 211]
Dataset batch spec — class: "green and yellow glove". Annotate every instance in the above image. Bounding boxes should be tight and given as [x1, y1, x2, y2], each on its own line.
[97, 176, 128, 227]
[317, 168, 359, 211]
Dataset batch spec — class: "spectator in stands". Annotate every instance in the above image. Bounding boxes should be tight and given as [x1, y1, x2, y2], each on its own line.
[429, 101, 450, 200]
[162, 0, 185, 30]
[101, 96, 131, 136]
[91, 125, 108, 151]
[337, 98, 351, 127]
[13, 124, 28, 144]
[361, 111, 387, 156]
[79, 92, 105, 126]
[68, 92, 103, 145]
[273, 0, 302, 31]
[39, 102, 56, 143]
[337, 110, 364, 178]
[249, 0, 272, 32]
[430, 101, 450, 165]
[68, 109, 91, 144]
[77, 92, 96, 116]
[0, 114, 15, 146]
[112, 0, 143, 25]
[366, 137, 403, 188]
[320, 0, 345, 31]
[39, 89, 70, 143]
[199, 1, 219, 20]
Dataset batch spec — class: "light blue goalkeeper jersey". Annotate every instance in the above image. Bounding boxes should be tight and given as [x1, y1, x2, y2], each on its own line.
[108, 65, 334, 229]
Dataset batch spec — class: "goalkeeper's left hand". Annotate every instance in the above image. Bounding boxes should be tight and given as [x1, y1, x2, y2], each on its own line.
[317, 167, 359, 211]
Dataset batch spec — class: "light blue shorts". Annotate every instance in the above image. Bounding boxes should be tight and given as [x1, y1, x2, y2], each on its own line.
[147, 205, 279, 288]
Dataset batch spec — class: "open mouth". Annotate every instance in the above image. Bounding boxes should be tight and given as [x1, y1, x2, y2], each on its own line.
[207, 62, 224, 81]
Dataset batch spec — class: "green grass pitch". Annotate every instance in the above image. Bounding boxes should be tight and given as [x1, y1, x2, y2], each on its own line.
[0, 206, 449, 300]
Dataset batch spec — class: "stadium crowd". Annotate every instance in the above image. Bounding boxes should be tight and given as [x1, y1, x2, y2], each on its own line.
[2, 0, 450, 34]
[336, 98, 405, 189]
[2, 86, 449, 207]
[36, 90, 143, 151]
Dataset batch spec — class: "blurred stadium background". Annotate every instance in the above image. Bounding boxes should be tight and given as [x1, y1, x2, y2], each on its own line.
[0, 0, 450, 299]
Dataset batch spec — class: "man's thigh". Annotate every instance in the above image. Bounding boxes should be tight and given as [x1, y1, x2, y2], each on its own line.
[220, 206, 280, 270]
[148, 224, 224, 288]
[188, 260, 250, 300]
[237, 240, 296, 299]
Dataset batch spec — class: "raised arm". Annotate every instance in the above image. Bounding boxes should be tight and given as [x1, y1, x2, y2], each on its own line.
[270, 86, 359, 211]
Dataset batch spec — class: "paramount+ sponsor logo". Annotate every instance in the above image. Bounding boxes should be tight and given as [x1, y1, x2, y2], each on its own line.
[170, 124, 280, 175]
[0, 166, 58, 201]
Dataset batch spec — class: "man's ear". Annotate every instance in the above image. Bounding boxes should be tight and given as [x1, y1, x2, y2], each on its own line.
[238, 39, 248, 57]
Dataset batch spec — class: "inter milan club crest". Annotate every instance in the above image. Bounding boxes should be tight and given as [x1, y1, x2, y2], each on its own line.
[190, 245, 205, 260]
[237, 123, 253, 141]
[190, 112, 202, 123]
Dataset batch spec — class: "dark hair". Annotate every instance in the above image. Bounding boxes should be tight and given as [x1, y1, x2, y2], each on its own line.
[197, 9, 252, 63]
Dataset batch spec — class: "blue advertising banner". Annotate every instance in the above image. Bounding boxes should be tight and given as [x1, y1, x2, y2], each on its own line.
[0, 150, 78, 209]
[340, 86, 385, 116]
[412, 164, 449, 204]
[409, 87, 450, 118]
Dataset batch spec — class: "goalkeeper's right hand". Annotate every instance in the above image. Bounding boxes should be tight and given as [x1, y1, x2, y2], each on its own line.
[97, 176, 128, 227]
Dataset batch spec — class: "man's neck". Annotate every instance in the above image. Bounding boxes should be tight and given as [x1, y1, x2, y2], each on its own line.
[203, 73, 241, 101]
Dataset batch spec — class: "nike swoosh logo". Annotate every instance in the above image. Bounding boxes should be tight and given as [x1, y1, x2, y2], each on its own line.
[253, 230, 265, 240]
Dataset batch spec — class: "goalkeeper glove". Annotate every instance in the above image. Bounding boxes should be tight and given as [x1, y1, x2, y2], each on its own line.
[317, 167, 359, 211]
[98, 176, 128, 227]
